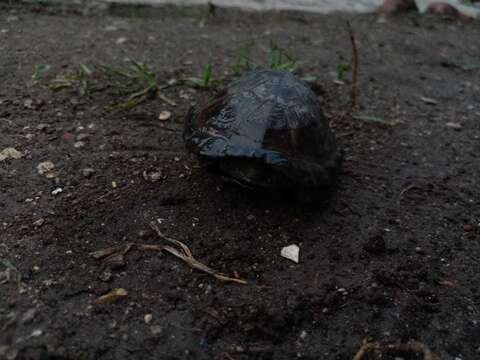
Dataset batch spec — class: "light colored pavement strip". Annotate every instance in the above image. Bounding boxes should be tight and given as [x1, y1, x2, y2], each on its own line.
[102, 0, 480, 16]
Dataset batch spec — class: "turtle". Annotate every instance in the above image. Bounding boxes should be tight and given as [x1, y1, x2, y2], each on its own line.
[183, 69, 342, 200]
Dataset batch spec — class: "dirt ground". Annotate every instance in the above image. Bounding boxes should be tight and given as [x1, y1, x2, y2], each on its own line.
[1, 2, 480, 359]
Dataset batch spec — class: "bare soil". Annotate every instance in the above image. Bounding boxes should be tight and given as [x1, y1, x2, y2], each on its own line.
[1, 2, 479, 359]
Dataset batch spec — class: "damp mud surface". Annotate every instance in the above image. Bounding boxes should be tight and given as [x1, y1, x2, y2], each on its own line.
[0, 3, 479, 359]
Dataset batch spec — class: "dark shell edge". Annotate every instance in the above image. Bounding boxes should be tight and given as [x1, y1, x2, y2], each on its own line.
[184, 106, 343, 191]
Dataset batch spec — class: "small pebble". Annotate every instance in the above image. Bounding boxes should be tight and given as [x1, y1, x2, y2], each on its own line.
[463, 224, 473, 232]
[0, 147, 23, 161]
[281, 244, 300, 263]
[99, 270, 112, 282]
[420, 96, 438, 105]
[76, 133, 90, 141]
[446, 122, 462, 130]
[51, 188, 63, 195]
[158, 110, 172, 121]
[24, 99, 33, 108]
[31, 329, 43, 337]
[144, 314, 153, 324]
[74, 141, 86, 148]
[37, 161, 55, 175]
[33, 218, 45, 227]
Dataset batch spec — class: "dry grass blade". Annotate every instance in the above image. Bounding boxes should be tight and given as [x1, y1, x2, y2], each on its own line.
[161, 244, 241, 284]
[90, 243, 133, 260]
[398, 183, 416, 204]
[158, 93, 176, 106]
[150, 222, 247, 284]
[90, 245, 126, 259]
[103, 243, 133, 267]
[154, 228, 193, 258]
[137, 244, 164, 252]
[91, 225, 247, 285]
[95, 288, 128, 305]
[352, 341, 434, 360]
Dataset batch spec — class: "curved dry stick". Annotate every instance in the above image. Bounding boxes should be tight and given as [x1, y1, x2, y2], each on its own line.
[397, 183, 416, 204]
[352, 341, 434, 360]
[149, 222, 247, 284]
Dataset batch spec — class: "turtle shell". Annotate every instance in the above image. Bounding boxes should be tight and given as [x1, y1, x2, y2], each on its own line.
[183, 69, 342, 195]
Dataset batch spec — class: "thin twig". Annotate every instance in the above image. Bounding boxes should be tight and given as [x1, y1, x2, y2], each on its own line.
[397, 183, 416, 204]
[149, 222, 247, 284]
[332, 21, 359, 123]
[352, 341, 434, 360]
[347, 20, 358, 111]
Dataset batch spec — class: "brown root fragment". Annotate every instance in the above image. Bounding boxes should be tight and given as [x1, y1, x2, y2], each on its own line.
[90, 245, 127, 260]
[352, 341, 434, 360]
[95, 288, 128, 305]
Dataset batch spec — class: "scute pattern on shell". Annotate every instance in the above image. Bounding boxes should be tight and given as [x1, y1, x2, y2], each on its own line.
[184, 69, 342, 194]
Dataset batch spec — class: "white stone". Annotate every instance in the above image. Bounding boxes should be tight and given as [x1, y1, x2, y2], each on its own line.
[281, 244, 300, 263]
[158, 110, 172, 121]
[37, 161, 55, 175]
[446, 122, 462, 130]
[144, 314, 153, 324]
[51, 188, 63, 196]
[0, 147, 23, 161]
